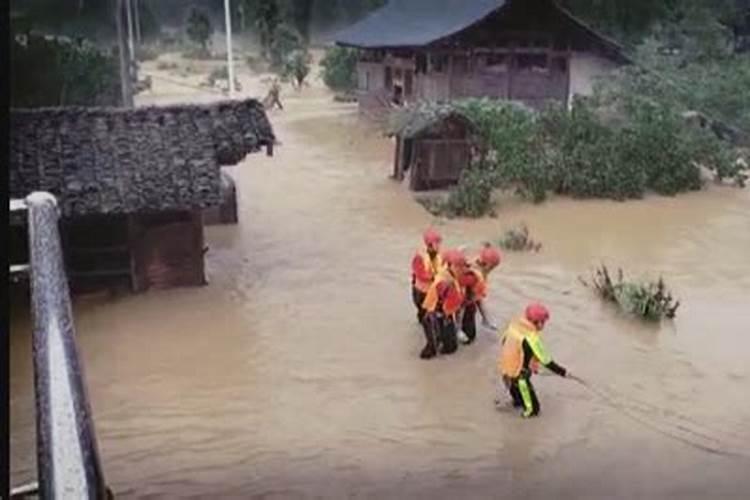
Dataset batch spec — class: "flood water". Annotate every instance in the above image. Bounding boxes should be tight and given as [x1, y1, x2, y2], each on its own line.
[9, 56, 750, 499]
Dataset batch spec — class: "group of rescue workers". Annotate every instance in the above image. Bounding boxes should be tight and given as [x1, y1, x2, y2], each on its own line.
[411, 228, 572, 419]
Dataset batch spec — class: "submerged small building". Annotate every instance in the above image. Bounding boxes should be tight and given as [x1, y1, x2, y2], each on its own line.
[10, 99, 275, 292]
[388, 104, 478, 190]
[335, 0, 627, 119]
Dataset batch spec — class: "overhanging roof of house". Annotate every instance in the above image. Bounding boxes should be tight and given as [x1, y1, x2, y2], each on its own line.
[336, 0, 505, 48]
[10, 99, 275, 217]
[335, 0, 627, 61]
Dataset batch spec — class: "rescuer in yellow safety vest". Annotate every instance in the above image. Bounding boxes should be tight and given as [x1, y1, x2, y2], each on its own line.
[457, 244, 502, 345]
[419, 249, 467, 359]
[497, 303, 571, 418]
[411, 228, 445, 324]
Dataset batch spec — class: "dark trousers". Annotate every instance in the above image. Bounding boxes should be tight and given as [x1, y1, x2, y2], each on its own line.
[504, 373, 540, 417]
[412, 286, 427, 323]
[420, 313, 458, 359]
[461, 303, 477, 344]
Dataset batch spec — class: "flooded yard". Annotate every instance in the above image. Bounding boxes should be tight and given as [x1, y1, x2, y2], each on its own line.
[9, 55, 750, 498]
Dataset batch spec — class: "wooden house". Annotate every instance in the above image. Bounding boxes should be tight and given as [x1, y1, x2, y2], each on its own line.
[9, 99, 275, 292]
[388, 104, 478, 190]
[335, 0, 628, 120]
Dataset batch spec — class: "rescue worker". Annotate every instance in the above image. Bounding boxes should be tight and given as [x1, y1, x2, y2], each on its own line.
[497, 303, 570, 418]
[411, 228, 444, 324]
[458, 244, 502, 344]
[419, 249, 467, 359]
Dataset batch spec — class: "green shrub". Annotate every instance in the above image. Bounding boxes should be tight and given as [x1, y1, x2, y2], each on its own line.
[320, 46, 359, 92]
[269, 23, 304, 69]
[186, 8, 212, 51]
[281, 49, 312, 88]
[580, 265, 680, 320]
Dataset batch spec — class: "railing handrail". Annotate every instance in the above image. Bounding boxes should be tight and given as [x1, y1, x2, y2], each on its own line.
[25, 192, 110, 499]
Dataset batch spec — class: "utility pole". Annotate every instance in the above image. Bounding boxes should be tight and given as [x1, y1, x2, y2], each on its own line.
[133, 0, 141, 44]
[224, 0, 236, 98]
[125, 0, 136, 82]
[115, 0, 134, 107]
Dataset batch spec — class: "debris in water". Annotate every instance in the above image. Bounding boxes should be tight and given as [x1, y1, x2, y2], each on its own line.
[579, 264, 680, 320]
[497, 223, 541, 252]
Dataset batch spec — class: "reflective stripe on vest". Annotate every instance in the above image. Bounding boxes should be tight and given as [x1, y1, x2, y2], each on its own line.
[498, 318, 539, 378]
[413, 250, 443, 293]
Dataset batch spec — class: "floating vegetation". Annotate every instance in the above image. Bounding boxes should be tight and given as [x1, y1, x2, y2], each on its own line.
[497, 224, 541, 252]
[580, 265, 680, 320]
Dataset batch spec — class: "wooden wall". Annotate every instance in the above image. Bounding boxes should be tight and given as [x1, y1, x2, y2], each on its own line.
[130, 210, 206, 291]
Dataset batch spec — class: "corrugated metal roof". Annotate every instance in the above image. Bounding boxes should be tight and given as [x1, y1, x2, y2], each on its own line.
[335, 0, 506, 48]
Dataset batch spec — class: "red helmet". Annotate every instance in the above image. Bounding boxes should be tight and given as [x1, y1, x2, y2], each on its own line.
[423, 228, 442, 246]
[525, 302, 550, 324]
[478, 245, 502, 268]
[443, 249, 467, 267]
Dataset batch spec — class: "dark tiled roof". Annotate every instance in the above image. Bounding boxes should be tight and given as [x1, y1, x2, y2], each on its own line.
[335, 0, 627, 61]
[336, 0, 505, 48]
[10, 99, 275, 217]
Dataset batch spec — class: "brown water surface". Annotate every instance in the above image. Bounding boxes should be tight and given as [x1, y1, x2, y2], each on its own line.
[9, 55, 750, 499]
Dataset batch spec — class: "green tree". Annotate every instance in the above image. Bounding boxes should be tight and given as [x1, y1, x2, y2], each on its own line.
[320, 46, 359, 92]
[186, 8, 212, 51]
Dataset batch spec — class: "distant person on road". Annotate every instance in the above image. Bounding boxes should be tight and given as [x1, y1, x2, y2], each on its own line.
[411, 228, 444, 324]
[263, 78, 284, 110]
[457, 244, 502, 344]
[497, 303, 571, 418]
[419, 249, 467, 359]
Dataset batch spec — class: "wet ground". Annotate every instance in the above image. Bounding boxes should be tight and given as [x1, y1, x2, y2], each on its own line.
[9, 52, 750, 499]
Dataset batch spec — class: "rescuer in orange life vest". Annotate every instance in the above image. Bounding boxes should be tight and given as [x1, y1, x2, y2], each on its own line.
[411, 228, 445, 324]
[457, 244, 502, 345]
[419, 249, 467, 359]
[497, 303, 571, 418]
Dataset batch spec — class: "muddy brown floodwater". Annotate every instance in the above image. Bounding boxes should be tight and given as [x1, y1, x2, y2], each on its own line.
[9, 57, 750, 499]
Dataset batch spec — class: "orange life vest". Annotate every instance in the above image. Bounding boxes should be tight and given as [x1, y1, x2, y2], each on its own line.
[461, 267, 488, 304]
[412, 249, 444, 293]
[422, 269, 464, 317]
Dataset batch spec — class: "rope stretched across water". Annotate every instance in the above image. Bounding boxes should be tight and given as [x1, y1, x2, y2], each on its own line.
[570, 376, 750, 459]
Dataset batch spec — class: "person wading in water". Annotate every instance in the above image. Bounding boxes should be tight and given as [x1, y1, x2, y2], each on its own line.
[497, 303, 572, 417]
[411, 228, 444, 324]
[419, 249, 467, 359]
[458, 244, 502, 344]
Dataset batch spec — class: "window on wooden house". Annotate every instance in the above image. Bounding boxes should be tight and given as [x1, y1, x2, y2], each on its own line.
[517, 53, 549, 73]
[484, 53, 509, 73]
[385, 66, 393, 89]
[404, 70, 413, 97]
[430, 54, 448, 73]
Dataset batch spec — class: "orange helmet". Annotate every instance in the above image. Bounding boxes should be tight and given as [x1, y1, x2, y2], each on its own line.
[478, 245, 502, 268]
[423, 228, 442, 246]
[525, 302, 550, 324]
[443, 249, 467, 267]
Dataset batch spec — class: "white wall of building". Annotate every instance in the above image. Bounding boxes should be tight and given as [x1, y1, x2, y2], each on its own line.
[568, 52, 618, 105]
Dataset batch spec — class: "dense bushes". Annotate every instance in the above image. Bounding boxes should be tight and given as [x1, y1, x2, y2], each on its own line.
[11, 33, 120, 107]
[320, 46, 359, 93]
[433, 94, 747, 217]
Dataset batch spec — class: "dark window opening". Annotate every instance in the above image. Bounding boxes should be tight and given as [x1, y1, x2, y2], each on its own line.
[392, 85, 404, 105]
[416, 54, 428, 74]
[430, 54, 448, 73]
[404, 70, 413, 97]
[385, 66, 393, 89]
[553, 57, 568, 73]
[517, 53, 548, 73]
[484, 53, 509, 72]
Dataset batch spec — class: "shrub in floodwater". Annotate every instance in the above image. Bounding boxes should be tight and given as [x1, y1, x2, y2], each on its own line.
[580, 265, 680, 320]
[320, 46, 359, 93]
[497, 224, 542, 252]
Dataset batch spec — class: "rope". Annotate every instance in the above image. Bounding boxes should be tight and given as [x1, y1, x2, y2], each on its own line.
[570, 376, 750, 459]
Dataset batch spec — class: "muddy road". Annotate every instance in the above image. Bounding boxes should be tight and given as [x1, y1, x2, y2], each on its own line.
[9, 55, 750, 498]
